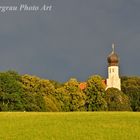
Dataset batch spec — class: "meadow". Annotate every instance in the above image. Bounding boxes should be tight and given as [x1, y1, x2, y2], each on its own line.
[0, 112, 140, 140]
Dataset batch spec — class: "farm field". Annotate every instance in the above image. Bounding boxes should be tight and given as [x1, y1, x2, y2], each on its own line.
[0, 112, 140, 140]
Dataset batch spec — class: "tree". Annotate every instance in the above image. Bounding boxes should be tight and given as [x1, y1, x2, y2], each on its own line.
[105, 88, 131, 111]
[121, 76, 140, 111]
[0, 71, 24, 111]
[49, 80, 64, 89]
[44, 95, 61, 112]
[84, 75, 107, 111]
[56, 78, 86, 111]
[20, 92, 46, 111]
[21, 74, 61, 112]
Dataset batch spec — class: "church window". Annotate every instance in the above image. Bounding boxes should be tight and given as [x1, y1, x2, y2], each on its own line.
[112, 68, 114, 72]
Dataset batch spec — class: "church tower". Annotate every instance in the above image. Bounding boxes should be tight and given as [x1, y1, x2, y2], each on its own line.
[106, 44, 121, 90]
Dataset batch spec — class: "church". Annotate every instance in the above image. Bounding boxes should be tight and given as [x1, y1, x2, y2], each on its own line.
[106, 44, 121, 90]
[79, 43, 121, 91]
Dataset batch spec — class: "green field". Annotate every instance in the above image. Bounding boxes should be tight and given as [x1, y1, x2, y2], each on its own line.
[0, 112, 140, 140]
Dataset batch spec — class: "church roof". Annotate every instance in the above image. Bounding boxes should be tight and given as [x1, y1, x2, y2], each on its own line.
[107, 44, 119, 66]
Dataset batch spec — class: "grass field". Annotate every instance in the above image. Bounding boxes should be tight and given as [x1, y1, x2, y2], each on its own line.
[0, 112, 140, 140]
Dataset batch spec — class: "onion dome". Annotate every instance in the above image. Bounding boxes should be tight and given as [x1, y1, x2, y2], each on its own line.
[107, 44, 119, 66]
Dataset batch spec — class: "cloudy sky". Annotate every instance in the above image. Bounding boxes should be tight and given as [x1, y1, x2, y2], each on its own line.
[0, 0, 139, 82]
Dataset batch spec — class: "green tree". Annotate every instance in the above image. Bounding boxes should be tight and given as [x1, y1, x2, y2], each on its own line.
[121, 76, 140, 111]
[56, 78, 86, 111]
[105, 88, 131, 111]
[84, 75, 107, 111]
[20, 92, 46, 111]
[44, 95, 61, 112]
[21, 74, 61, 112]
[0, 71, 24, 111]
[49, 80, 64, 89]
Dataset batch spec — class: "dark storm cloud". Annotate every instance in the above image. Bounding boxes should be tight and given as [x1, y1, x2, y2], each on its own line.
[0, 0, 139, 81]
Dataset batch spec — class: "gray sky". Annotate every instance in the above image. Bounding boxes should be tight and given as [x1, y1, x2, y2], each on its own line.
[0, 0, 140, 82]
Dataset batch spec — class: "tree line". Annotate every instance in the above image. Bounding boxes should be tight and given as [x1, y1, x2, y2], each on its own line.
[0, 70, 139, 112]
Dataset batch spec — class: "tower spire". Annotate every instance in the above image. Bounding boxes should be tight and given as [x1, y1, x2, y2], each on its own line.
[106, 43, 121, 90]
[112, 43, 115, 53]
